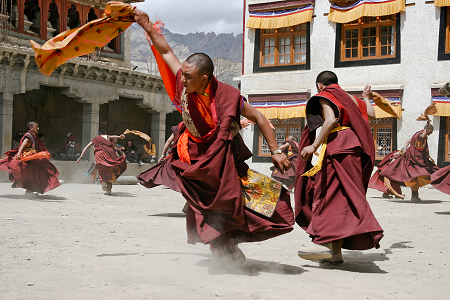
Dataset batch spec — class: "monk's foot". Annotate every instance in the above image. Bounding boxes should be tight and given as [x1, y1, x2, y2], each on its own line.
[382, 192, 392, 198]
[105, 182, 112, 195]
[319, 251, 344, 266]
[298, 239, 342, 261]
[181, 202, 189, 214]
[210, 245, 246, 268]
[411, 191, 421, 202]
[58, 179, 64, 185]
[101, 182, 107, 191]
[24, 190, 36, 198]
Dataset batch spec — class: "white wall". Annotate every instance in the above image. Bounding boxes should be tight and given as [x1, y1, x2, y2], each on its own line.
[241, 1, 450, 168]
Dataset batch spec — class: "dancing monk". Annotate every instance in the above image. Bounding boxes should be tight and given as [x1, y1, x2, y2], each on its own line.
[77, 130, 127, 195]
[379, 121, 439, 201]
[0, 121, 61, 196]
[295, 71, 383, 265]
[134, 9, 294, 265]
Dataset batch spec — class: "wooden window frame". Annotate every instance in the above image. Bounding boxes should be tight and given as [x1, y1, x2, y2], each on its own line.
[260, 24, 307, 67]
[446, 116, 450, 162]
[341, 15, 396, 62]
[446, 7, 450, 54]
[369, 117, 397, 162]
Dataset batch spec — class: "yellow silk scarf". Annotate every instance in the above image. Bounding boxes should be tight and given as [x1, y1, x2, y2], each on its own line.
[302, 126, 350, 177]
[30, 2, 135, 76]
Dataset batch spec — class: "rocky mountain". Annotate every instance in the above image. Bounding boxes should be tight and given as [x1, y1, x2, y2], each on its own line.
[129, 23, 243, 87]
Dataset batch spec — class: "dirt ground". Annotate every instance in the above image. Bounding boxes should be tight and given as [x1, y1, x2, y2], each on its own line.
[0, 182, 449, 300]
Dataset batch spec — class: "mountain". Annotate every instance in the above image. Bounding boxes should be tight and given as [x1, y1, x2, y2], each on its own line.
[129, 23, 243, 87]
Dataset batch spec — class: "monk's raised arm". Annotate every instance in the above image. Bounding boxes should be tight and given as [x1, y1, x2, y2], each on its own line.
[362, 86, 375, 121]
[242, 102, 290, 174]
[134, 9, 182, 75]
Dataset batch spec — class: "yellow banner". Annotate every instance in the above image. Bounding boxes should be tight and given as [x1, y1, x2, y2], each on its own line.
[255, 106, 306, 119]
[435, 0, 450, 7]
[328, 0, 405, 24]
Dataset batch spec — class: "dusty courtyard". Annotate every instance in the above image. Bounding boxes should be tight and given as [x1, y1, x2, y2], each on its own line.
[0, 182, 449, 300]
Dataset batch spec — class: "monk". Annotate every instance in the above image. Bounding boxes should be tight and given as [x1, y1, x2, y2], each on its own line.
[379, 121, 438, 201]
[134, 9, 294, 266]
[295, 71, 384, 265]
[77, 130, 127, 195]
[0, 121, 61, 196]
[368, 149, 403, 198]
[270, 135, 299, 190]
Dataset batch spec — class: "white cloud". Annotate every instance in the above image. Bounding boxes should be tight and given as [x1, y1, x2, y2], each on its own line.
[135, 0, 243, 36]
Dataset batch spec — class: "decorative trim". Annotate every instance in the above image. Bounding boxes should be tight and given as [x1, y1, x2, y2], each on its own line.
[248, 93, 310, 102]
[249, 0, 314, 12]
[247, 5, 314, 29]
[329, 0, 405, 23]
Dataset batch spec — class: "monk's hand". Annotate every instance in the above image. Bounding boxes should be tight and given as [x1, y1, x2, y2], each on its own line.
[76, 157, 82, 164]
[134, 9, 151, 27]
[301, 145, 317, 161]
[272, 153, 290, 175]
[119, 134, 125, 139]
[362, 85, 372, 100]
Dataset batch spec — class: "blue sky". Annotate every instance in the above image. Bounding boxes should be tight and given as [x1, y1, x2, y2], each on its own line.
[135, 0, 244, 35]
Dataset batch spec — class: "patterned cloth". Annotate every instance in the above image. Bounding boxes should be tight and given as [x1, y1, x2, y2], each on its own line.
[31, 2, 135, 76]
[241, 169, 282, 218]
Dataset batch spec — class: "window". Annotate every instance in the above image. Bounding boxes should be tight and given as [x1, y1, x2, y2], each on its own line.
[439, 6, 450, 60]
[369, 118, 393, 160]
[261, 24, 307, 67]
[258, 118, 302, 156]
[341, 15, 396, 61]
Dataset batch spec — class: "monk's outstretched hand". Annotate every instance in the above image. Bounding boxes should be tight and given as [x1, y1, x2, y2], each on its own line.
[272, 153, 290, 175]
[76, 157, 82, 164]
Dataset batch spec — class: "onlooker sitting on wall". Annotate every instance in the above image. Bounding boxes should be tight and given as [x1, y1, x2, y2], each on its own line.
[124, 139, 142, 165]
[11, 132, 24, 149]
[141, 138, 156, 164]
[112, 138, 125, 157]
[55, 133, 81, 161]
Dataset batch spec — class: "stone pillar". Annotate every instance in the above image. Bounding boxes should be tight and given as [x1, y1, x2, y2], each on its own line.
[151, 112, 166, 158]
[0, 92, 14, 155]
[82, 103, 99, 161]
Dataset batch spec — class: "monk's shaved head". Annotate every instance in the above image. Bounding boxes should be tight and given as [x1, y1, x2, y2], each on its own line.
[316, 71, 338, 87]
[185, 53, 214, 80]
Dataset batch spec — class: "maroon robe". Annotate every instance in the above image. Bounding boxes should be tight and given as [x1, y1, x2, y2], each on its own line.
[295, 84, 383, 250]
[138, 125, 181, 192]
[271, 140, 298, 188]
[368, 150, 403, 195]
[379, 130, 439, 186]
[431, 165, 450, 194]
[0, 131, 60, 194]
[148, 70, 294, 247]
[92, 135, 127, 183]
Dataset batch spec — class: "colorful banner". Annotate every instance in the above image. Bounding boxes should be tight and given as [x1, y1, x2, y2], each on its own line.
[250, 100, 306, 119]
[328, 0, 405, 23]
[246, 5, 314, 29]
[432, 96, 450, 116]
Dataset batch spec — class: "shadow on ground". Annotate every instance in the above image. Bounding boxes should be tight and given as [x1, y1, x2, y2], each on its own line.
[148, 213, 186, 218]
[389, 200, 445, 204]
[302, 250, 389, 274]
[97, 251, 209, 258]
[109, 192, 137, 197]
[0, 194, 67, 201]
[196, 258, 307, 276]
[434, 211, 450, 215]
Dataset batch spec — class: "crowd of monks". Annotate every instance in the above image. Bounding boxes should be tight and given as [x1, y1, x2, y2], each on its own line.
[2, 4, 450, 268]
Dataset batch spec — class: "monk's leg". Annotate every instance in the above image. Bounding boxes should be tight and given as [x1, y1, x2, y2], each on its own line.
[409, 180, 421, 202]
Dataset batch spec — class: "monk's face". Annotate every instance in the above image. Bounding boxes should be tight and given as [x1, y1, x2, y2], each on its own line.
[181, 62, 209, 94]
[29, 123, 39, 134]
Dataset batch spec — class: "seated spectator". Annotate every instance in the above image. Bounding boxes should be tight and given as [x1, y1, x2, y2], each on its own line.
[112, 138, 125, 157]
[55, 133, 81, 161]
[141, 138, 156, 164]
[124, 139, 142, 164]
[11, 132, 24, 149]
